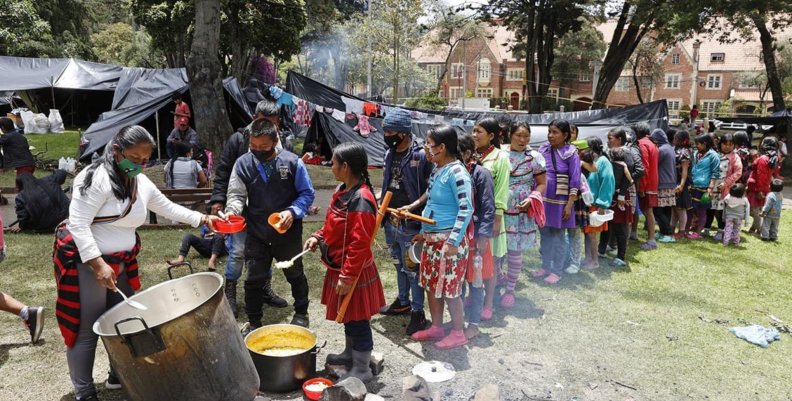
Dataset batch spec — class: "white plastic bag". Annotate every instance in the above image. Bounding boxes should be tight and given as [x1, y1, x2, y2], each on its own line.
[24, 113, 50, 134]
[48, 109, 64, 133]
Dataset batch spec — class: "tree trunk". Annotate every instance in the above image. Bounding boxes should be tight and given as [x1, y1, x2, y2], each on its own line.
[752, 14, 787, 112]
[187, 0, 234, 156]
[524, 5, 537, 112]
[632, 62, 644, 103]
[592, 2, 648, 109]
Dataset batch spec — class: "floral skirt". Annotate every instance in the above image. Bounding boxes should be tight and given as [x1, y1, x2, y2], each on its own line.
[420, 232, 469, 299]
[658, 188, 677, 208]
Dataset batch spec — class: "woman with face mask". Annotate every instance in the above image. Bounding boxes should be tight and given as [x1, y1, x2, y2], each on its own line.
[52, 125, 222, 401]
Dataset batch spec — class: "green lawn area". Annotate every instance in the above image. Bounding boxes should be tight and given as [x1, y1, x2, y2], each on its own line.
[1, 215, 791, 399]
[0, 130, 81, 188]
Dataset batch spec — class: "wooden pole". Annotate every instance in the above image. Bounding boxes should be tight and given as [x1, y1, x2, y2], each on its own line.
[386, 208, 436, 225]
[335, 191, 392, 323]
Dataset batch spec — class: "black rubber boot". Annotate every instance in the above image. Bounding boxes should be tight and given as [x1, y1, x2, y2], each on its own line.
[225, 280, 238, 317]
[326, 335, 354, 367]
[341, 350, 373, 382]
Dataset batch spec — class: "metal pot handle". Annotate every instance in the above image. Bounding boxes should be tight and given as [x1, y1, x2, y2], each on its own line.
[311, 340, 327, 355]
[114, 316, 150, 338]
[167, 261, 194, 280]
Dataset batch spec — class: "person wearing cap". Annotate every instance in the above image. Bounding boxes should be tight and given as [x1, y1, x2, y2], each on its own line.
[225, 119, 315, 330]
[380, 107, 433, 336]
[211, 97, 291, 316]
[166, 117, 198, 158]
[172, 92, 191, 128]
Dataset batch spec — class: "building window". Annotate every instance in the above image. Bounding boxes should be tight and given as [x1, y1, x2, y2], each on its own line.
[426, 64, 442, 79]
[547, 88, 559, 99]
[739, 79, 759, 89]
[506, 68, 524, 81]
[615, 77, 630, 91]
[702, 100, 722, 115]
[449, 87, 464, 99]
[671, 53, 680, 64]
[476, 88, 493, 98]
[706, 74, 722, 89]
[451, 63, 464, 79]
[665, 73, 681, 89]
[666, 99, 681, 111]
[478, 59, 491, 81]
[579, 70, 592, 82]
[710, 53, 725, 62]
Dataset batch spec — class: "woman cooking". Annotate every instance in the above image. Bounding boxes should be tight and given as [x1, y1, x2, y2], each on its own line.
[304, 142, 385, 381]
[53, 126, 221, 401]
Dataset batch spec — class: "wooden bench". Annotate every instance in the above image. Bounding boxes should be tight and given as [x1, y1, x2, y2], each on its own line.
[148, 187, 213, 225]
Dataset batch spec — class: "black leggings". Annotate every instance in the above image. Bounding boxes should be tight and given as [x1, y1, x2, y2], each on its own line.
[705, 209, 725, 230]
[599, 223, 628, 261]
[345, 320, 373, 352]
[179, 233, 226, 257]
[654, 207, 674, 236]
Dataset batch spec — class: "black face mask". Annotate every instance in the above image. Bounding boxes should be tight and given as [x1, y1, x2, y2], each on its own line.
[384, 134, 403, 149]
[252, 149, 275, 161]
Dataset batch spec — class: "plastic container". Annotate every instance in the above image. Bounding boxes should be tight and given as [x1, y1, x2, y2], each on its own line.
[268, 213, 289, 234]
[472, 254, 483, 288]
[215, 215, 246, 234]
[408, 242, 423, 265]
[302, 377, 334, 401]
[588, 209, 614, 227]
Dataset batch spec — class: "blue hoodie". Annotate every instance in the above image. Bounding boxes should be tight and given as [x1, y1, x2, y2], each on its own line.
[691, 148, 720, 188]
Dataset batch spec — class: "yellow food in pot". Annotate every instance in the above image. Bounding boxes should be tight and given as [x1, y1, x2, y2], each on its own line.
[246, 329, 315, 356]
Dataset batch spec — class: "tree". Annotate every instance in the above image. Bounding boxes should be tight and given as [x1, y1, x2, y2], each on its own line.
[424, 1, 487, 92]
[0, 0, 53, 57]
[591, 1, 703, 109]
[187, 0, 233, 155]
[627, 37, 664, 104]
[551, 18, 606, 102]
[221, 0, 306, 83]
[34, 0, 97, 59]
[131, 0, 194, 67]
[481, 0, 586, 113]
[91, 23, 162, 67]
[706, 1, 792, 112]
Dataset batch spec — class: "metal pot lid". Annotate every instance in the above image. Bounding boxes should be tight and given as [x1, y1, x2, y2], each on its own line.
[412, 361, 456, 383]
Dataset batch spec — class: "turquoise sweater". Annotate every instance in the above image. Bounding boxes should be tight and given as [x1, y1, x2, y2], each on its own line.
[586, 155, 615, 209]
[691, 149, 720, 188]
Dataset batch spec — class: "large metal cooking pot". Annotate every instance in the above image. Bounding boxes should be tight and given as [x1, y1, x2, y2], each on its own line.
[245, 324, 326, 392]
[93, 272, 259, 401]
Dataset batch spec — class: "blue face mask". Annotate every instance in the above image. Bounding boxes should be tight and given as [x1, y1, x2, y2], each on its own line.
[118, 158, 143, 178]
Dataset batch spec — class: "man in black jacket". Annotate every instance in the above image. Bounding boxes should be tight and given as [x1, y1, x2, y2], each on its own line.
[0, 118, 36, 177]
[211, 99, 290, 316]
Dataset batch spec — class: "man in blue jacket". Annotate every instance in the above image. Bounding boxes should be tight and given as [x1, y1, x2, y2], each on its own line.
[380, 108, 433, 336]
[225, 119, 315, 329]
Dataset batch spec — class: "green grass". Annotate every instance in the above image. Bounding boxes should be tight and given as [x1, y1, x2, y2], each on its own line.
[1, 215, 792, 400]
[0, 130, 81, 188]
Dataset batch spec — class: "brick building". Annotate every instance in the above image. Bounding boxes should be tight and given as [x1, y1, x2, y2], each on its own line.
[412, 21, 774, 116]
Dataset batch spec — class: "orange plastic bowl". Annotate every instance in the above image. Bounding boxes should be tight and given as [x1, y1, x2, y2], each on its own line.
[268, 212, 288, 234]
[215, 215, 246, 234]
[302, 377, 333, 400]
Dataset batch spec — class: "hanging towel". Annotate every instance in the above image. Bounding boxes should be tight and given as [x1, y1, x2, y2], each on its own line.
[527, 190, 546, 228]
[363, 102, 379, 117]
[331, 109, 346, 122]
[277, 91, 294, 107]
[316, 105, 324, 113]
[269, 86, 283, 100]
[341, 96, 365, 114]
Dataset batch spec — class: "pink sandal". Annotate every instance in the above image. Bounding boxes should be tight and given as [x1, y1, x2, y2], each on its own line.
[411, 325, 445, 342]
[544, 273, 561, 284]
[434, 330, 468, 349]
[531, 268, 548, 278]
[480, 307, 493, 321]
[500, 293, 516, 308]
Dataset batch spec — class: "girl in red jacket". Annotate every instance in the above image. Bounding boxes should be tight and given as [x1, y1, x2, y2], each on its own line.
[711, 134, 743, 240]
[304, 143, 385, 381]
[747, 136, 780, 234]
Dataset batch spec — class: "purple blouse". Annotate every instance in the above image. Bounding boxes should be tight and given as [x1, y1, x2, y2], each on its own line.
[539, 143, 581, 229]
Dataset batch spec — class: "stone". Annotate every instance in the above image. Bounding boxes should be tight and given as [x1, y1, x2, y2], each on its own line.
[325, 363, 349, 378]
[402, 375, 432, 401]
[369, 352, 385, 375]
[474, 384, 500, 401]
[319, 377, 367, 401]
[364, 394, 385, 401]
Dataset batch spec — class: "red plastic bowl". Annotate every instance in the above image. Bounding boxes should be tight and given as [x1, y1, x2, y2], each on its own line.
[302, 377, 333, 400]
[214, 215, 246, 234]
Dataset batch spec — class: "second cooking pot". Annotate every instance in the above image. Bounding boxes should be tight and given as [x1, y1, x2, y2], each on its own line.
[245, 324, 326, 392]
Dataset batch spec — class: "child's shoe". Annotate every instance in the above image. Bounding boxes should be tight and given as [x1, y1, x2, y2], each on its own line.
[713, 231, 723, 241]
[500, 293, 516, 308]
[543, 273, 561, 284]
[410, 325, 445, 342]
[434, 329, 468, 349]
[480, 307, 493, 321]
[658, 235, 676, 243]
[686, 232, 701, 240]
[531, 268, 548, 278]
[609, 258, 627, 268]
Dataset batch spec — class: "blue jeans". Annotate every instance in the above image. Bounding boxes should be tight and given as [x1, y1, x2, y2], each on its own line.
[539, 227, 570, 275]
[384, 220, 424, 312]
[225, 230, 247, 281]
[466, 285, 485, 325]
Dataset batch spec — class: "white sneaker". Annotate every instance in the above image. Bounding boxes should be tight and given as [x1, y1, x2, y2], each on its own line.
[565, 264, 580, 274]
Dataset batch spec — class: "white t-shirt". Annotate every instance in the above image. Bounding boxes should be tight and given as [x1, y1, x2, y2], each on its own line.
[68, 165, 202, 262]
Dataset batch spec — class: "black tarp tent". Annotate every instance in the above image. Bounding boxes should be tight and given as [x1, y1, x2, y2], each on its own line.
[293, 70, 669, 167]
[715, 109, 792, 132]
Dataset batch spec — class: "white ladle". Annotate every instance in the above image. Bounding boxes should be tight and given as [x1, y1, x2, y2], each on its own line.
[274, 249, 311, 269]
[116, 288, 148, 311]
